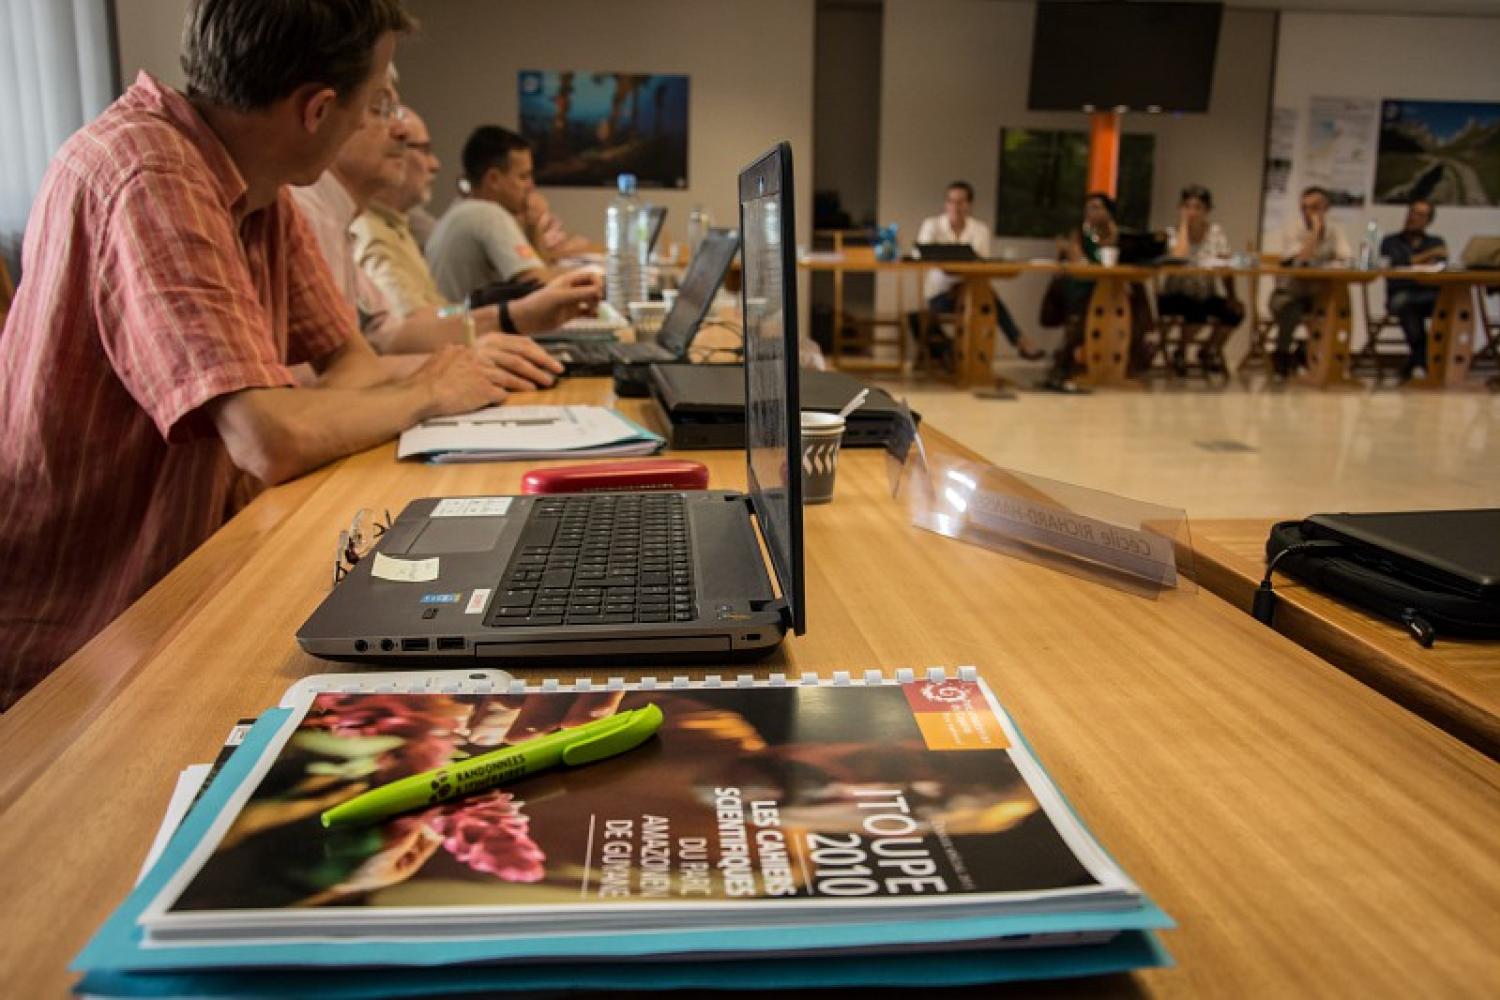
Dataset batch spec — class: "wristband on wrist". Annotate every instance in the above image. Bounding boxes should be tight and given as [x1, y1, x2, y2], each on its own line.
[499, 300, 517, 334]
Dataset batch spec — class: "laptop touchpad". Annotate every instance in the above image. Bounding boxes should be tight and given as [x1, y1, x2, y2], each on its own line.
[406, 517, 507, 554]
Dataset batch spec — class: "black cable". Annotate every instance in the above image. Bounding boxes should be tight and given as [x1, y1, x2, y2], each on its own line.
[1252, 540, 1344, 626]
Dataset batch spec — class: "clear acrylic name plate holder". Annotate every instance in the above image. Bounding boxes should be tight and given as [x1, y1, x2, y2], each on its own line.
[884, 405, 1196, 599]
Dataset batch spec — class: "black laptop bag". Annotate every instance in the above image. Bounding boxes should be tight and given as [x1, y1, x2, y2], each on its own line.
[1266, 521, 1500, 645]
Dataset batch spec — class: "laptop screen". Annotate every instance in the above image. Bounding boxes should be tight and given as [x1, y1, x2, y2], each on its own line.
[738, 143, 805, 634]
[657, 229, 740, 356]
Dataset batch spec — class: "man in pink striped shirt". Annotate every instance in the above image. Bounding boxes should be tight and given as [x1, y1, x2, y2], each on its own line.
[0, 0, 497, 708]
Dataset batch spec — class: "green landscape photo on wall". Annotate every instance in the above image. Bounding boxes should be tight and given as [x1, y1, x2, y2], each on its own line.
[995, 128, 1155, 238]
[1374, 99, 1500, 207]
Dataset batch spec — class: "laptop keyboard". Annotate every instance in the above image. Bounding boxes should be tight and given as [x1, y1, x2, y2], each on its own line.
[485, 495, 696, 627]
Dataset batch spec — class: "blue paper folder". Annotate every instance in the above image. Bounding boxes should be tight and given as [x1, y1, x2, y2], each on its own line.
[75, 707, 1172, 996]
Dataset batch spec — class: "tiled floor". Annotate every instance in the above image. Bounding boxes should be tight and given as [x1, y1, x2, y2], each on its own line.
[867, 364, 1500, 520]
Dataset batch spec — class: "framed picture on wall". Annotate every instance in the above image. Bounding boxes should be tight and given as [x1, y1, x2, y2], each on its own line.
[518, 70, 689, 188]
[995, 128, 1154, 238]
[1374, 99, 1500, 207]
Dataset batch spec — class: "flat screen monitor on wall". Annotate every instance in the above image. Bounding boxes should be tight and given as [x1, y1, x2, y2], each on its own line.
[1028, 1, 1223, 113]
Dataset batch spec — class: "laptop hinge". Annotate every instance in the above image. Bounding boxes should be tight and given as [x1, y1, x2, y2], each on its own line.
[749, 597, 792, 628]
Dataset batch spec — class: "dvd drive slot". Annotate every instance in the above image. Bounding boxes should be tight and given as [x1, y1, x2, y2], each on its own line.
[476, 637, 733, 657]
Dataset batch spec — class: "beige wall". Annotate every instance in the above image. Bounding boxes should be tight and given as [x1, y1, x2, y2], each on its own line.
[112, 0, 815, 251]
[1266, 12, 1500, 256]
[112, 0, 190, 90]
[876, 0, 1275, 349]
[814, 1, 882, 227]
[400, 0, 815, 253]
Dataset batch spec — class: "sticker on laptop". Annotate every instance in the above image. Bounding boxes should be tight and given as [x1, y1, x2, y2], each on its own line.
[370, 553, 440, 583]
[466, 589, 492, 615]
[431, 498, 512, 518]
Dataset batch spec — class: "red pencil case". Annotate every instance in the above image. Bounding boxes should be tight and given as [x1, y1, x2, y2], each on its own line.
[521, 459, 710, 494]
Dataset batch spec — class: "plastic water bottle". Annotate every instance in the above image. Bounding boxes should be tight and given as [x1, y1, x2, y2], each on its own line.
[1361, 219, 1382, 270]
[605, 174, 643, 312]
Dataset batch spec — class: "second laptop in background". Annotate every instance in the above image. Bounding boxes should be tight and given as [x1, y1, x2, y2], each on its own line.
[547, 229, 740, 377]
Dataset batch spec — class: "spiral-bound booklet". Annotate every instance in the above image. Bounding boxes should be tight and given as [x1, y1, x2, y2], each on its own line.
[134, 668, 1148, 946]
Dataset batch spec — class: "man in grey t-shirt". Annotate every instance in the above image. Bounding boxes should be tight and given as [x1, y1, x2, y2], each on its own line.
[426, 126, 550, 301]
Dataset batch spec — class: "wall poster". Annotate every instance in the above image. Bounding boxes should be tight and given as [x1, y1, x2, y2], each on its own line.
[1374, 99, 1500, 207]
[1302, 96, 1378, 206]
[519, 70, 689, 188]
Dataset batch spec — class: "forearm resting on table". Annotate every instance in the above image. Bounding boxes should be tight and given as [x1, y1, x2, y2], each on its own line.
[366, 306, 494, 354]
[209, 379, 436, 486]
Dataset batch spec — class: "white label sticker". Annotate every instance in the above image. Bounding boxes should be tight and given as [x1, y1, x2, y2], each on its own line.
[431, 498, 513, 518]
[466, 588, 492, 615]
[370, 552, 440, 583]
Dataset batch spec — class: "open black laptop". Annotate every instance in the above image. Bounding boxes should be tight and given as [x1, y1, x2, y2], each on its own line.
[1302, 510, 1500, 600]
[296, 143, 805, 663]
[913, 242, 979, 262]
[546, 228, 740, 376]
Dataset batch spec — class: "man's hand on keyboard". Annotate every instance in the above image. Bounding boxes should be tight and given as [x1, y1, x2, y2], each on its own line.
[507, 270, 604, 334]
[474, 333, 565, 390]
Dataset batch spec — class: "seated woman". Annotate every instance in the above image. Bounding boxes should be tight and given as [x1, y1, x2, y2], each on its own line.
[1158, 184, 1243, 376]
[1042, 191, 1119, 392]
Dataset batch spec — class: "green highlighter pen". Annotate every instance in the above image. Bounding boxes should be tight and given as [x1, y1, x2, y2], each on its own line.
[321, 702, 664, 828]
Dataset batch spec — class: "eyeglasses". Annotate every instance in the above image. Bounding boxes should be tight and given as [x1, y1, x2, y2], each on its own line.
[368, 95, 408, 122]
[332, 507, 393, 588]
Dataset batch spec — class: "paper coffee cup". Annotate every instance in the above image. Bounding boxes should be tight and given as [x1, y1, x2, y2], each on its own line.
[1098, 246, 1120, 267]
[800, 411, 846, 505]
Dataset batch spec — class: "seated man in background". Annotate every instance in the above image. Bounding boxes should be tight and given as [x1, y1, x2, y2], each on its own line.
[1268, 185, 1352, 379]
[1380, 198, 1447, 379]
[910, 181, 1042, 366]
[523, 191, 593, 264]
[426, 126, 552, 301]
[293, 86, 586, 384]
[351, 104, 446, 315]
[0, 0, 515, 708]
[1159, 184, 1243, 375]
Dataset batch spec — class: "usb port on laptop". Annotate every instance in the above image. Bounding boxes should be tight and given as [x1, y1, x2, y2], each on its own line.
[401, 638, 430, 652]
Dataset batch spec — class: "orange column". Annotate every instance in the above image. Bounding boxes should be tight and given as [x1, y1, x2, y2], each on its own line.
[1087, 110, 1121, 198]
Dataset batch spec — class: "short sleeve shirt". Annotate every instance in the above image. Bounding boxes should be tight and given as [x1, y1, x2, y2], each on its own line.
[0, 72, 355, 708]
[1162, 222, 1231, 299]
[1380, 230, 1446, 298]
[351, 201, 448, 318]
[291, 171, 398, 342]
[915, 215, 992, 301]
[425, 198, 541, 301]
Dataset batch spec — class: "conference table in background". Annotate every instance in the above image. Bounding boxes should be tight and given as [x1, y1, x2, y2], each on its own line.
[799, 253, 1500, 391]
[2, 379, 1499, 997]
[1191, 517, 1500, 760]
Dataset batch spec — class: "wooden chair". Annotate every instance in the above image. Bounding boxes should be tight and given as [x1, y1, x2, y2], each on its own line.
[825, 236, 908, 375]
[1352, 278, 1412, 382]
[1472, 284, 1500, 374]
[1238, 253, 1312, 377]
[1147, 276, 1219, 383]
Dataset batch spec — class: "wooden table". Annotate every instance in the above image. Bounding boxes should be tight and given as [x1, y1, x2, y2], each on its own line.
[1191, 517, 1500, 759]
[4, 381, 1500, 997]
[800, 255, 1500, 391]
